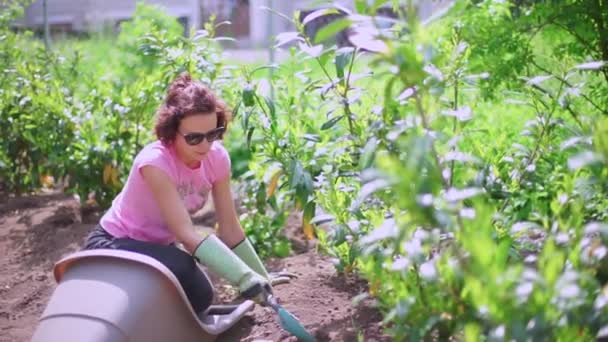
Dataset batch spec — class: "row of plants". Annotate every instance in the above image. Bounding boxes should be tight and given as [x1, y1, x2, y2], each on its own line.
[0, 1, 247, 207]
[235, 0, 608, 340]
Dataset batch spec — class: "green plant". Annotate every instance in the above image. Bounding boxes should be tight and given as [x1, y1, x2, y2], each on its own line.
[245, 0, 608, 339]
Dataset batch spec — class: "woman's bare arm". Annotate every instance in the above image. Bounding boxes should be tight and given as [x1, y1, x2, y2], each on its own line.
[212, 176, 246, 248]
[140, 165, 203, 253]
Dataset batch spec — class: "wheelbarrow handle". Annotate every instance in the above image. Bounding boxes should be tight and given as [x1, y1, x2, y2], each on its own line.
[204, 305, 242, 315]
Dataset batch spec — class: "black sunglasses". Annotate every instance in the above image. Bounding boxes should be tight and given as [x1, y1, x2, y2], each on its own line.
[178, 126, 225, 146]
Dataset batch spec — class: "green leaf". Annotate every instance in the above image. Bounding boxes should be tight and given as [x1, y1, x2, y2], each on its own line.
[263, 96, 277, 131]
[256, 182, 267, 211]
[573, 61, 605, 70]
[301, 171, 313, 198]
[275, 31, 302, 48]
[288, 159, 302, 188]
[317, 47, 335, 69]
[302, 8, 340, 27]
[251, 64, 279, 76]
[321, 115, 345, 130]
[354, 0, 366, 13]
[359, 138, 378, 170]
[335, 48, 353, 79]
[314, 18, 352, 44]
[542, 241, 565, 287]
[464, 323, 480, 342]
[299, 42, 323, 58]
[288, 159, 313, 206]
[272, 240, 291, 257]
[242, 83, 256, 107]
[495, 238, 511, 271]
[241, 108, 251, 132]
[302, 133, 321, 142]
[246, 127, 255, 148]
[304, 200, 315, 223]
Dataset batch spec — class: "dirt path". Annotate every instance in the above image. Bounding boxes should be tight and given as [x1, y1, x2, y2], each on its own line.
[0, 191, 389, 342]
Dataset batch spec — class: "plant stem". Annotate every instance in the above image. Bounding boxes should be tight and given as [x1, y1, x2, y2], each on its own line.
[531, 60, 606, 118]
[449, 81, 458, 187]
[498, 80, 565, 215]
[303, 34, 358, 139]
[413, 91, 449, 190]
[589, 0, 608, 83]
[413, 264, 428, 307]
[342, 48, 358, 138]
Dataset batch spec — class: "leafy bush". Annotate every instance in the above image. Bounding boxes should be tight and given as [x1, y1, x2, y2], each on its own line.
[239, 0, 608, 340]
[0, 3, 247, 207]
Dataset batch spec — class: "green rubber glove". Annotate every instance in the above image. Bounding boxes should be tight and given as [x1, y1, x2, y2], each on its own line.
[232, 238, 270, 280]
[232, 238, 298, 286]
[193, 234, 271, 301]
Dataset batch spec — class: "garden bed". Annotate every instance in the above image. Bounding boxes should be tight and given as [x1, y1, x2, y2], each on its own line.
[0, 191, 389, 342]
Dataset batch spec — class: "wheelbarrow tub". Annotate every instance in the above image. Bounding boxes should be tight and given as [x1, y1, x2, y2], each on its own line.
[31, 249, 254, 342]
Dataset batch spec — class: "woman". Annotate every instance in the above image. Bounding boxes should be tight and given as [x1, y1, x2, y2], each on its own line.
[83, 73, 288, 314]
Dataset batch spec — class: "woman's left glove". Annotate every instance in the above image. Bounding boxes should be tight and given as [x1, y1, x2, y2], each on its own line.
[193, 234, 272, 303]
[232, 238, 297, 286]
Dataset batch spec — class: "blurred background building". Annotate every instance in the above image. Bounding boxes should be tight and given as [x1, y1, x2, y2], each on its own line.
[12, 0, 453, 48]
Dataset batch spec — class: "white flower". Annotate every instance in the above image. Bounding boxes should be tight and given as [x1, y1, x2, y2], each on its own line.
[419, 260, 437, 281]
[559, 284, 581, 299]
[593, 246, 607, 260]
[516, 282, 534, 298]
[555, 233, 570, 245]
[594, 294, 608, 310]
[392, 257, 411, 271]
[413, 229, 429, 241]
[490, 325, 505, 339]
[404, 238, 424, 259]
[459, 208, 476, 219]
[417, 193, 433, 206]
[524, 255, 537, 263]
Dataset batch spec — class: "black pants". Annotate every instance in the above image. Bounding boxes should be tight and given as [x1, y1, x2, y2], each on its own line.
[83, 225, 213, 313]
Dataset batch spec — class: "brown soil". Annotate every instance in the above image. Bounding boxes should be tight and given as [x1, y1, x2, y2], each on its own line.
[0, 191, 390, 342]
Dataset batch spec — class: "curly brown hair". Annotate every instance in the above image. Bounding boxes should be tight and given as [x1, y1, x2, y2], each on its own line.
[155, 73, 231, 145]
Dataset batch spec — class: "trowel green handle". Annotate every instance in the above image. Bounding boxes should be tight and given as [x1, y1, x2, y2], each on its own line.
[242, 283, 315, 341]
[266, 294, 315, 342]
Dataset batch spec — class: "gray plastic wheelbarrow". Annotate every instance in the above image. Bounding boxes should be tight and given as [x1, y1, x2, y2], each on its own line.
[31, 249, 255, 342]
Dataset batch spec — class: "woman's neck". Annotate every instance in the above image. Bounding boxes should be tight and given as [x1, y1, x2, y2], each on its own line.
[173, 144, 200, 169]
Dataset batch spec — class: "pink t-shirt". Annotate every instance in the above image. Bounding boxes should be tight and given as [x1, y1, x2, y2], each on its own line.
[100, 140, 231, 245]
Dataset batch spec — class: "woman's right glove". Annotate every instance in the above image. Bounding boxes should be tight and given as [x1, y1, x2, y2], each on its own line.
[193, 233, 271, 303]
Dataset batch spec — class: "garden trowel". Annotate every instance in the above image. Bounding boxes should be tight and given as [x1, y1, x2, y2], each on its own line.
[242, 282, 314, 341]
[263, 293, 315, 342]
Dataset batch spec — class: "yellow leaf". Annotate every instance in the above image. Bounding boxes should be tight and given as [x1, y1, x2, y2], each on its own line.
[294, 198, 302, 210]
[110, 166, 119, 187]
[344, 264, 354, 274]
[302, 219, 315, 240]
[103, 164, 112, 185]
[103, 163, 120, 187]
[369, 280, 380, 297]
[40, 174, 54, 187]
[267, 170, 281, 197]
